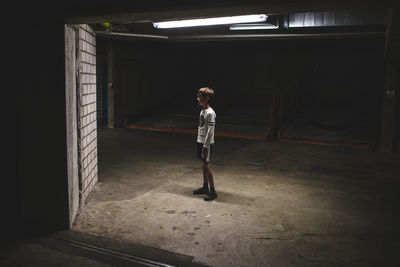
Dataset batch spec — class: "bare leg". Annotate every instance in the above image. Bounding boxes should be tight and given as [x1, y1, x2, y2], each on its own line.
[193, 162, 210, 195]
[203, 162, 217, 201]
[203, 162, 214, 188]
[202, 161, 208, 184]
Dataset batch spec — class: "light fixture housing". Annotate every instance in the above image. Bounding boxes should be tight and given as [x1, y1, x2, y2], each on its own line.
[153, 14, 268, 29]
[230, 23, 279, 30]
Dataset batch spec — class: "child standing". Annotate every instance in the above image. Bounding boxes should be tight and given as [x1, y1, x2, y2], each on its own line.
[193, 87, 217, 201]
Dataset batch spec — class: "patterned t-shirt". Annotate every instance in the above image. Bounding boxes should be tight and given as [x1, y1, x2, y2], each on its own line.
[197, 107, 216, 148]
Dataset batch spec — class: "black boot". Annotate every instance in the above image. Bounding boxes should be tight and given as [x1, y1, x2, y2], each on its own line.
[193, 186, 209, 195]
[204, 189, 217, 201]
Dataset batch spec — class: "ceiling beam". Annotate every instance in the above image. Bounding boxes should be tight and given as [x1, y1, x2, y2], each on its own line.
[169, 31, 384, 41]
[96, 31, 168, 39]
[95, 29, 384, 42]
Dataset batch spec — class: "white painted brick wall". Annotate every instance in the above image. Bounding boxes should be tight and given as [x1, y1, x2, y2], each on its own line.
[77, 24, 98, 203]
[96, 57, 105, 122]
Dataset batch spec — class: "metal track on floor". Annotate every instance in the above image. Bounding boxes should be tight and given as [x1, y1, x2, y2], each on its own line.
[46, 235, 175, 267]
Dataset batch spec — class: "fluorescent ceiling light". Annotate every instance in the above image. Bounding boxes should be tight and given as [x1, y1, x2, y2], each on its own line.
[230, 23, 279, 30]
[153, 14, 267, 29]
[288, 24, 316, 28]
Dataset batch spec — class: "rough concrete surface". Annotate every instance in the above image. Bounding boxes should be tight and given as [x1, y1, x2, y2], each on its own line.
[73, 128, 400, 267]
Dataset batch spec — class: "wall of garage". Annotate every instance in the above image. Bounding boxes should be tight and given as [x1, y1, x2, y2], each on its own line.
[76, 25, 99, 205]
[102, 39, 193, 127]
[16, 21, 71, 229]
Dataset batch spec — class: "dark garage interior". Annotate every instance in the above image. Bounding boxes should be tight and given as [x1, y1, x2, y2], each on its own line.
[96, 36, 385, 146]
[9, 1, 400, 267]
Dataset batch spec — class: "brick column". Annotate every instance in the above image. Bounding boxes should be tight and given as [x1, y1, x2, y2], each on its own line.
[76, 25, 98, 204]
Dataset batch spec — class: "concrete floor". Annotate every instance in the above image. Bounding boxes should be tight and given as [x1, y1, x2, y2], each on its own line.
[0, 239, 111, 267]
[73, 128, 400, 267]
[0, 230, 206, 267]
[282, 105, 378, 144]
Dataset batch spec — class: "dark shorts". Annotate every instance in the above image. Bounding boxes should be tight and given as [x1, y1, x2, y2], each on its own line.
[197, 142, 214, 162]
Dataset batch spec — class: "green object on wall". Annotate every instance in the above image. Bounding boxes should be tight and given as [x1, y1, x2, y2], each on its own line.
[101, 22, 113, 31]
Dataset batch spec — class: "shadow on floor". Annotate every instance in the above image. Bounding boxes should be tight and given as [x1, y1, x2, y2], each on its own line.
[0, 229, 209, 267]
[164, 183, 256, 206]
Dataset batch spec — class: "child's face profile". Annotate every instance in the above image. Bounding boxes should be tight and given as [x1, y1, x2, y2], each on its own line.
[197, 94, 208, 107]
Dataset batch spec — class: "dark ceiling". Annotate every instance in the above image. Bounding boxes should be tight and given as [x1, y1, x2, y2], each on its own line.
[90, 9, 387, 42]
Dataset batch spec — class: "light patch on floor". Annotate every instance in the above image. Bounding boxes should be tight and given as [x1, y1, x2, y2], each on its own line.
[73, 128, 400, 267]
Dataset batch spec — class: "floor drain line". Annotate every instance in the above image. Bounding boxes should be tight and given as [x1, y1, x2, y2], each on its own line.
[46, 235, 175, 267]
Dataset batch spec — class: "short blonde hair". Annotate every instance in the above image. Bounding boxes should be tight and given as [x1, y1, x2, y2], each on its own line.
[197, 87, 215, 104]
